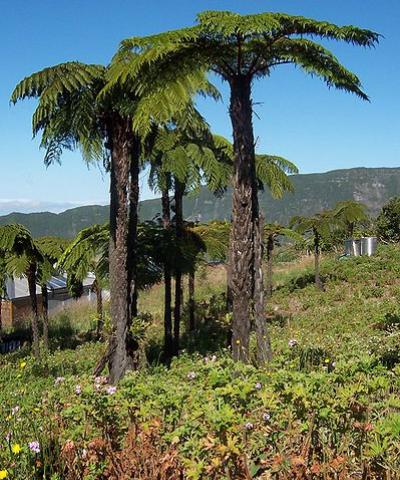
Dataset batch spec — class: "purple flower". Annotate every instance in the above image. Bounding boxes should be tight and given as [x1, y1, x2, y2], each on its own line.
[106, 386, 117, 395]
[94, 376, 108, 385]
[288, 339, 298, 348]
[75, 385, 82, 395]
[187, 371, 196, 380]
[255, 382, 262, 390]
[28, 441, 40, 454]
[245, 422, 254, 430]
[262, 413, 271, 422]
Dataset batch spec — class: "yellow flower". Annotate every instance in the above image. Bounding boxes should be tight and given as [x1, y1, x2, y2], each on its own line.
[0, 470, 7, 479]
[235, 339, 241, 345]
[11, 443, 21, 454]
[19, 361, 27, 369]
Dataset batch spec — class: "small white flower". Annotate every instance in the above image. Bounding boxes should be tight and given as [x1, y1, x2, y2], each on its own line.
[245, 422, 254, 430]
[262, 413, 271, 422]
[288, 339, 298, 348]
[75, 385, 82, 395]
[187, 371, 196, 380]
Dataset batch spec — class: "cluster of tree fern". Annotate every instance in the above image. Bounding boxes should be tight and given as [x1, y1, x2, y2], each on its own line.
[6, 9, 378, 382]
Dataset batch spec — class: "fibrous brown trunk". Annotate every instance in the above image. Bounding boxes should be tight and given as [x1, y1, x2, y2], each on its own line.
[107, 116, 136, 384]
[173, 178, 184, 356]
[229, 74, 271, 362]
[266, 235, 274, 298]
[0, 297, 2, 334]
[93, 279, 103, 338]
[254, 213, 272, 364]
[41, 283, 49, 350]
[161, 182, 174, 360]
[314, 229, 323, 290]
[27, 262, 40, 359]
[226, 244, 233, 312]
[127, 136, 140, 322]
[188, 270, 195, 331]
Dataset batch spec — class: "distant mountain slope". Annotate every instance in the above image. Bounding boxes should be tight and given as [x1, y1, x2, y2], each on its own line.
[1, 167, 399, 237]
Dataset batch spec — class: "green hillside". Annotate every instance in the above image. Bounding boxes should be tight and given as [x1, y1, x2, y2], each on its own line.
[1, 167, 399, 237]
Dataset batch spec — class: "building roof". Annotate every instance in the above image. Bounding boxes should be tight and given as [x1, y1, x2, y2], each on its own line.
[5, 275, 94, 300]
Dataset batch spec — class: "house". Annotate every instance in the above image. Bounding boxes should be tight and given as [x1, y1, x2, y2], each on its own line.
[1, 275, 95, 328]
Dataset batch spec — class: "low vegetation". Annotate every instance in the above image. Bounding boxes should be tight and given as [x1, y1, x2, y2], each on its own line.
[0, 245, 399, 478]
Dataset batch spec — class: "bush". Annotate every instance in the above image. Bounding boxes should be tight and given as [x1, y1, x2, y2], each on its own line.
[376, 197, 400, 242]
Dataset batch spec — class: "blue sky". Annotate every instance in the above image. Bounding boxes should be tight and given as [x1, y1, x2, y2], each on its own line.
[0, 0, 398, 214]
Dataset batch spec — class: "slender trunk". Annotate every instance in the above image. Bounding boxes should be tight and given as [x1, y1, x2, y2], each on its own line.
[94, 279, 103, 338]
[161, 181, 173, 360]
[226, 244, 233, 312]
[107, 116, 135, 384]
[314, 229, 323, 290]
[348, 222, 355, 238]
[127, 135, 140, 322]
[229, 74, 269, 362]
[41, 283, 49, 350]
[27, 262, 40, 359]
[188, 270, 195, 331]
[0, 297, 2, 334]
[173, 178, 184, 356]
[254, 213, 272, 363]
[266, 235, 274, 298]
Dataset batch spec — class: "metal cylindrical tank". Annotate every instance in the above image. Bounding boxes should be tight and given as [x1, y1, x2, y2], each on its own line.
[344, 239, 361, 256]
[360, 237, 378, 257]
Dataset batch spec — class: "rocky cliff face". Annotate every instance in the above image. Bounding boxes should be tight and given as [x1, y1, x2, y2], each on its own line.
[1, 167, 399, 237]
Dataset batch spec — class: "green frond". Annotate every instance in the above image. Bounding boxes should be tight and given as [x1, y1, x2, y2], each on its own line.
[256, 155, 297, 198]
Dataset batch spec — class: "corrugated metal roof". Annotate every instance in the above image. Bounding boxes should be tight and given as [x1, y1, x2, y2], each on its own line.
[5, 275, 95, 300]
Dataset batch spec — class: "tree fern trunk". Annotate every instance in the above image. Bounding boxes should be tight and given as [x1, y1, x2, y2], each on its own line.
[266, 235, 274, 298]
[314, 230, 323, 290]
[27, 262, 40, 359]
[107, 116, 135, 383]
[94, 279, 103, 338]
[173, 178, 184, 356]
[254, 213, 272, 364]
[229, 75, 259, 362]
[188, 269, 195, 331]
[162, 183, 174, 361]
[128, 135, 140, 323]
[41, 283, 49, 350]
[226, 244, 233, 312]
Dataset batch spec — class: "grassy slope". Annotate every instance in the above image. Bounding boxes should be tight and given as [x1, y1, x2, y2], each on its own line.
[1, 246, 400, 478]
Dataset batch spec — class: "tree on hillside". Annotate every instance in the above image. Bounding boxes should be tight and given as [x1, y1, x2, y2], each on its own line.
[334, 200, 368, 237]
[12, 60, 214, 382]
[264, 223, 303, 297]
[34, 236, 68, 349]
[148, 125, 230, 357]
[0, 257, 7, 332]
[58, 224, 109, 337]
[0, 225, 43, 358]
[376, 198, 400, 243]
[116, 10, 378, 362]
[291, 211, 339, 290]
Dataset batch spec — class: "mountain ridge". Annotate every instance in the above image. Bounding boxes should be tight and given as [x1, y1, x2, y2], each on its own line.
[1, 167, 399, 238]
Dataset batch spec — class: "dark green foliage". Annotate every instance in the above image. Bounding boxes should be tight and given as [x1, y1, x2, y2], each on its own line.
[376, 197, 400, 243]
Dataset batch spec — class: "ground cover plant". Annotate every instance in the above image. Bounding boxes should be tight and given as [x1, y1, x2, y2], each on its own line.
[0, 245, 399, 478]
